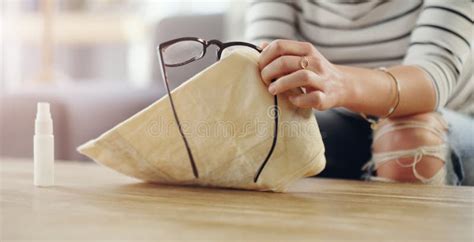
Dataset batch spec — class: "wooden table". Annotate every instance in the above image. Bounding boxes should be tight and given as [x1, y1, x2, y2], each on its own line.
[1, 158, 473, 241]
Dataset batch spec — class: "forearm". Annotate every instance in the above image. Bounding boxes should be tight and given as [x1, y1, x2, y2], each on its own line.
[258, 39, 439, 116]
[339, 65, 437, 118]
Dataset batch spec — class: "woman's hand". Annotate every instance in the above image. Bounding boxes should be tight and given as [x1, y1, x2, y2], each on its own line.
[258, 39, 355, 110]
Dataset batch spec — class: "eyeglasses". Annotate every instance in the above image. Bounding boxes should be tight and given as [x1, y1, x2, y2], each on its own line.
[157, 37, 279, 183]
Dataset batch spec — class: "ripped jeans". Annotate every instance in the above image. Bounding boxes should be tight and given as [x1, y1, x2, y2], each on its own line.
[314, 108, 473, 186]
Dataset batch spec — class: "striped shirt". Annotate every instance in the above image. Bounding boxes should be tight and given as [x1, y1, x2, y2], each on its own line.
[245, 0, 473, 115]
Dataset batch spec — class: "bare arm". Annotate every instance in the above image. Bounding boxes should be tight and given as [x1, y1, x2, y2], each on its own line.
[259, 39, 436, 118]
[339, 65, 436, 117]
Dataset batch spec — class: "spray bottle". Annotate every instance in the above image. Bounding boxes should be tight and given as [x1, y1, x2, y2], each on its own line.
[34, 102, 54, 187]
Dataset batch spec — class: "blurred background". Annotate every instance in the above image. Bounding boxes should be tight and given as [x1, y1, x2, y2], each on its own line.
[0, 0, 249, 160]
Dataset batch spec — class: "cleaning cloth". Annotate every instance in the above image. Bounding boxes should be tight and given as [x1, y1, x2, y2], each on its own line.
[78, 50, 326, 192]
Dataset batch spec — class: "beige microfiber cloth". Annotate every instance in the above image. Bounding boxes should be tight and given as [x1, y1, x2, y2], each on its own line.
[78, 50, 326, 192]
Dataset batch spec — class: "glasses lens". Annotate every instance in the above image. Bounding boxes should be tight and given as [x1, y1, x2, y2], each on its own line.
[162, 40, 204, 66]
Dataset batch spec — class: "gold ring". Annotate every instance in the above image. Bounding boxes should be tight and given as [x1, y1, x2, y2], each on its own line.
[300, 56, 309, 69]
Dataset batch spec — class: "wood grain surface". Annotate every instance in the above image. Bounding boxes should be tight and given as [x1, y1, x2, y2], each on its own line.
[1, 158, 472, 241]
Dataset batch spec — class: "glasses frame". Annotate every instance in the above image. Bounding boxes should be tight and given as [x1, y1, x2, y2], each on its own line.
[157, 37, 279, 183]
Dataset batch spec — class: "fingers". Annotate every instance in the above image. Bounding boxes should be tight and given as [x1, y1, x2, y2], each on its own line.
[261, 55, 302, 85]
[257, 39, 333, 110]
[268, 70, 325, 95]
[260, 41, 269, 49]
[259, 39, 314, 70]
[289, 91, 329, 110]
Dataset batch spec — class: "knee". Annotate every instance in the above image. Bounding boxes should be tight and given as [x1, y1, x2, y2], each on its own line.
[371, 112, 449, 183]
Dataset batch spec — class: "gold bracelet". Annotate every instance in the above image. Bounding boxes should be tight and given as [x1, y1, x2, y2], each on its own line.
[360, 67, 401, 129]
[379, 67, 401, 118]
